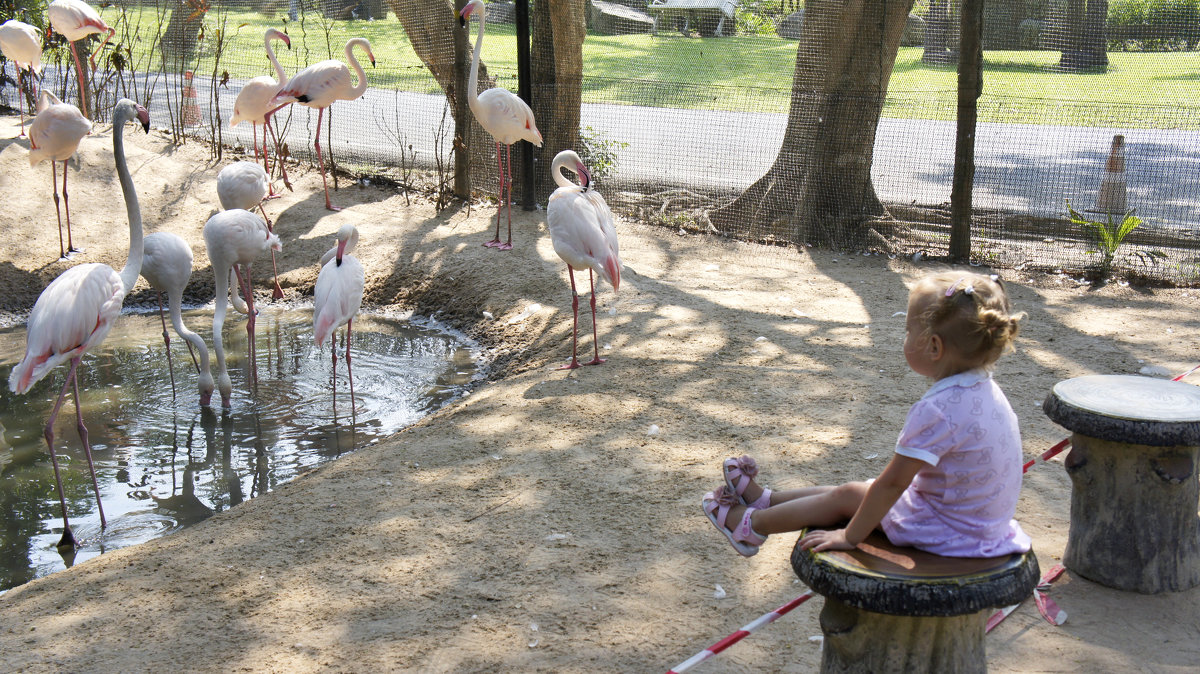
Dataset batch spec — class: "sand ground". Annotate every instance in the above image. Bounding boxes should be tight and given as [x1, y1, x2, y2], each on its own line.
[0, 114, 1198, 672]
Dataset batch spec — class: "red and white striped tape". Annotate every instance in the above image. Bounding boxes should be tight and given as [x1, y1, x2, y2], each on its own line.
[987, 564, 1067, 632]
[666, 591, 814, 674]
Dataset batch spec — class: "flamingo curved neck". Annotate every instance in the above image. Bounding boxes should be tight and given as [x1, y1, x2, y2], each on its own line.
[467, 8, 484, 113]
[113, 107, 144, 294]
[344, 38, 371, 99]
[265, 33, 287, 85]
[551, 155, 579, 189]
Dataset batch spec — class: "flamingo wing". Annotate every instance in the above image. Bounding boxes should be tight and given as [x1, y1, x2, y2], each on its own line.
[9, 263, 124, 393]
[28, 102, 90, 165]
[48, 0, 110, 42]
[475, 88, 542, 146]
[313, 254, 365, 346]
[141, 232, 194, 293]
[216, 161, 270, 211]
[0, 20, 43, 71]
[547, 188, 621, 290]
[274, 60, 349, 109]
[230, 76, 281, 127]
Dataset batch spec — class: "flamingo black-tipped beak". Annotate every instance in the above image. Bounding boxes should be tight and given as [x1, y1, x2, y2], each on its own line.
[283, 33, 292, 49]
[136, 104, 150, 133]
[578, 163, 591, 190]
[335, 239, 348, 266]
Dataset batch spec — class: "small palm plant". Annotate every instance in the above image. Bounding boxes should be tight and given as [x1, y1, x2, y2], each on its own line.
[1066, 200, 1145, 284]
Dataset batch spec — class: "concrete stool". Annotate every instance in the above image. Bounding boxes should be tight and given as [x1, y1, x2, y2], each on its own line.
[791, 531, 1039, 673]
[1043, 373, 1200, 593]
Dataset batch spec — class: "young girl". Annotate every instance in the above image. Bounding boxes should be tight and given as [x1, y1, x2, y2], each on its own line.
[704, 271, 1032, 558]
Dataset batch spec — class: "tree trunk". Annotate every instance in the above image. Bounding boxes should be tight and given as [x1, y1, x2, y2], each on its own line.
[1060, 0, 1108, 71]
[819, 599, 988, 673]
[710, 0, 914, 248]
[531, 0, 585, 199]
[949, 0, 983, 261]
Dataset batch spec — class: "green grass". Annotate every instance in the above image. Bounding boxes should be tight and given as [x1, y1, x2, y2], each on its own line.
[91, 5, 1200, 128]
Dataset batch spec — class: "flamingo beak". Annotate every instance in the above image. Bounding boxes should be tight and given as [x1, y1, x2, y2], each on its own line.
[578, 163, 591, 190]
[136, 104, 150, 133]
[283, 33, 292, 49]
[335, 238, 348, 266]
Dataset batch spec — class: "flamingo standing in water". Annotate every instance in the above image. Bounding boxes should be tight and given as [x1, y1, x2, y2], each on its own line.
[314, 224, 364, 409]
[546, 150, 621, 369]
[28, 90, 91, 258]
[270, 37, 374, 211]
[203, 208, 281, 409]
[140, 231, 215, 406]
[217, 160, 284, 298]
[47, 0, 114, 120]
[8, 98, 149, 549]
[230, 28, 292, 194]
[0, 19, 43, 137]
[458, 0, 543, 250]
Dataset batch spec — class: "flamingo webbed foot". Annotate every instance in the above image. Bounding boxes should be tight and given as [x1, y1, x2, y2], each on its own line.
[583, 357, 607, 366]
[483, 239, 501, 248]
[495, 242, 513, 251]
[57, 526, 77, 551]
[272, 283, 284, 300]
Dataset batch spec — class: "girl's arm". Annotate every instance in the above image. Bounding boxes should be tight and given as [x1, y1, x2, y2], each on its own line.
[799, 454, 926, 552]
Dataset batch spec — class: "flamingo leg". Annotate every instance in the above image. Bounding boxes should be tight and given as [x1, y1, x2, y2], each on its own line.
[88, 29, 115, 75]
[51, 161, 66, 258]
[558, 267, 582, 370]
[330, 332, 338, 412]
[158, 290, 177, 401]
[313, 106, 340, 211]
[266, 116, 292, 191]
[251, 122, 260, 163]
[498, 142, 514, 251]
[16, 69, 26, 137]
[345, 319, 355, 407]
[234, 264, 259, 385]
[260, 123, 280, 200]
[43, 360, 82, 548]
[583, 269, 606, 366]
[68, 40, 88, 119]
[485, 141, 504, 247]
[63, 160, 76, 253]
[72, 366, 106, 529]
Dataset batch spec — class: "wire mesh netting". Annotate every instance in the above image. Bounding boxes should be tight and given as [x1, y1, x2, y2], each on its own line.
[4, 0, 1200, 284]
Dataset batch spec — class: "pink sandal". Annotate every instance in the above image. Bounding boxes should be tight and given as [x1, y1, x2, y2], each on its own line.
[723, 455, 772, 509]
[703, 486, 767, 557]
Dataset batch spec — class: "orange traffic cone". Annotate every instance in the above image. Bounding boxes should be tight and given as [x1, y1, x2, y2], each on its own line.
[1094, 134, 1127, 214]
[182, 70, 201, 126]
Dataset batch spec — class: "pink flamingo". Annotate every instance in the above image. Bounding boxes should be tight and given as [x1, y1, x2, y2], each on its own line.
[0, 19, 43, 137]
[270, 37, 374, 211]
[217, 160, 284, 298]
[314, 224, 364, 409]
[546, 150, 621, 369]
[140, 231, 215, 406]
[203, 208, 281, 409]
[459, 0, 543, 250]
[8, 98, 148, 549]
[28, 90, 92, 258]
[229, 28, 292, 194]
[47, 0, 114, 120]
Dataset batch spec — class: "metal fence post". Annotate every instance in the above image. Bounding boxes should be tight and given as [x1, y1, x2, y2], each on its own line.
[516, 0, 535, 210]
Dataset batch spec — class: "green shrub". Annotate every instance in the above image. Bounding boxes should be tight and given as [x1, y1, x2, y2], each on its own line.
[1109, 0, 1200, 51]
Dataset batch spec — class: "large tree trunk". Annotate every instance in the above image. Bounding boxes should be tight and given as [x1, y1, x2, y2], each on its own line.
[710, 0, 914, 248]
[531, 0, 585, 199]
[1060, 0, 1109, 71]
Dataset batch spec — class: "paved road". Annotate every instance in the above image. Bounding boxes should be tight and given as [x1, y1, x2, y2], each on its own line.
[12, 70, 1200, 230]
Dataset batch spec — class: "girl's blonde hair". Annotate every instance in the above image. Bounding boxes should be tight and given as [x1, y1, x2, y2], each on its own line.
[914, 271, 1023, 369]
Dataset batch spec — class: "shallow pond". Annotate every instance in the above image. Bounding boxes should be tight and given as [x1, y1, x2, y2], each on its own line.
[0, 307, 481, 592]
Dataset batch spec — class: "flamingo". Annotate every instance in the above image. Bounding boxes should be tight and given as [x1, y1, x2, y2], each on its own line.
[229, 28, 292, 194]
[47, 0, 114, 120]
[202, 208, 281, 409]
[7, 98, 149, 550]
[140, 231, 215, 407]
[216, 160, 284, 298]
[314, 224, 364, 408]
[270, 37, 375, 211]
[28, 90, 92, 259]
[546, 150, 621, 370]
[0, 19, 43, 137]
[459, 0, 543, 251]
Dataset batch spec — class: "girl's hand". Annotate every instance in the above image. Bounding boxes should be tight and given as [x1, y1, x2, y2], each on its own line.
[799, 528, 856, 552]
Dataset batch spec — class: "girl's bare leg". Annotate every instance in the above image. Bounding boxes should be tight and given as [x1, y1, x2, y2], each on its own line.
[717, 481, 870, 537]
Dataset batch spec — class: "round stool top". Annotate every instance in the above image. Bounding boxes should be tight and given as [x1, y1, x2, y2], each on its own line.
[1043, 374, 1200, 446]
[791, 531, 1039, 617]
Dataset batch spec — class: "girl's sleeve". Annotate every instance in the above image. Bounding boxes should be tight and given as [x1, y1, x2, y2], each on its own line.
[895, 398, 953, 466]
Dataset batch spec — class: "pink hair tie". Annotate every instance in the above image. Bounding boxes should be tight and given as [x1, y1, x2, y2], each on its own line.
[946, 276, 974, 297]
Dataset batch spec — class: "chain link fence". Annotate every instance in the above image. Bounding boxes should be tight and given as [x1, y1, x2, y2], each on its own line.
[4, 0, 1200, 283]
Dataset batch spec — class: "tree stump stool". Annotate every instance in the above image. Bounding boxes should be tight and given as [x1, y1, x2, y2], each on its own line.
[791, 531, 1039, 673]
[1043, 374, 1200, 593]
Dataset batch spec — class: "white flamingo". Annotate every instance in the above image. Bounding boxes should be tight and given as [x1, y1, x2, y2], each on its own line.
[314, 224, 364, 408]
[47, 0, 114, 120]
[28, 90, 92, 259]
[270, 37, 375, 211]
[229, 28, 292, 194]
[0, 19, 43, 137]
[140, 231, 215, 407]
[459, 0, 543, 250]
[217, 160, 284, 298]
[202, 209, 281, 409]
[546, 150, 621, 369]
[7, 98, 149, 549]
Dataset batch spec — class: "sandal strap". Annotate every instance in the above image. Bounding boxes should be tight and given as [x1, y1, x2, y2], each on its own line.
[734, 507, 767, 547]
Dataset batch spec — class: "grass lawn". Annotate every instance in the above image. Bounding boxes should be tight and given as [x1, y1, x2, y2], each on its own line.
[88, 5, 1200, 128]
